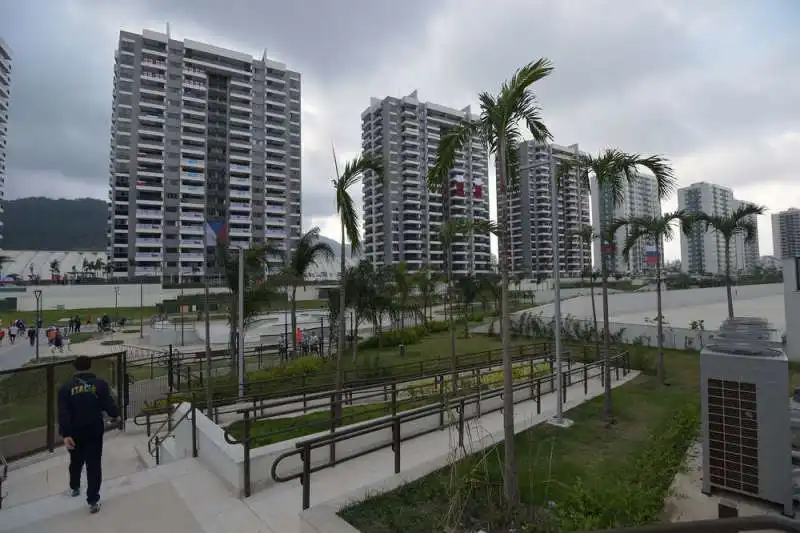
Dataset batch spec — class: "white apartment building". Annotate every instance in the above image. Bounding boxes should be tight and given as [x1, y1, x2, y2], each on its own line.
[0, 38, 11, 246]
[592, 172, 662, 275]
[361, 90, 491, 275]
[678, 182, 758, 275]
[732, 198, 760, 273]
[107, 29, 301, 281]
[772, 208, 800, 260]
[506, 142, 591, 279]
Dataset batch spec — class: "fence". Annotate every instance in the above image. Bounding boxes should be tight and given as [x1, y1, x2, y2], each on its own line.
[511, 312, 726, 351]
[0, 352, 127, 461]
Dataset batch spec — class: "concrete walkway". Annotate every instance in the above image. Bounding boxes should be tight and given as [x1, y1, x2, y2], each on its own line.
[1, 366, 637, 533]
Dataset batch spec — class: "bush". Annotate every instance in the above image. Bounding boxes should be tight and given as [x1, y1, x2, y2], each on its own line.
[359, 320, 449, 350]
[248, 355, 325, 381]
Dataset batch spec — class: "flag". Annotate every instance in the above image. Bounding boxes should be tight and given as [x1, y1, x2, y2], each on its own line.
[136, 180, 145, 187]
[453, 174, 465, 197]
[473, 178, 484, 200]
[205, 221, 227, 247]
[645, 245, 659, 265]
[601, 243, 616, 254]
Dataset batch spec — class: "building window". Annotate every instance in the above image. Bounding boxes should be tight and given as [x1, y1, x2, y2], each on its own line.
[796, 257, 800, 291]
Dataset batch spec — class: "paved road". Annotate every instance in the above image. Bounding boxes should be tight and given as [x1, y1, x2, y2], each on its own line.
[0, 332, 48, 372]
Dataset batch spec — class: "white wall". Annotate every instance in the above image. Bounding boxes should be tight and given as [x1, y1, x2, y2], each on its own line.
[784, 258, 800, 361]
[8, 283, 326, 312]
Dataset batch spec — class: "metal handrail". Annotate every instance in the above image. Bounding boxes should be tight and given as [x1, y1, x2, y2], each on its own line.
[145, 396, 201, 464]
[262, 352, 629, 506]
[221, 349, 563, 445]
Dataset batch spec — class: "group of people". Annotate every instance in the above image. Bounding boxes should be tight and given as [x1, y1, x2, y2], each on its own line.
[277, 329, 321, 359]
[0, 318, 27, 344]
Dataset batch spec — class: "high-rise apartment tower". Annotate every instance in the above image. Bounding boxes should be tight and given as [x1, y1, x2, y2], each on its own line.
[772, 208, 800, 260]
[107, 29, 301, 280]
[505, 142, 591, 279]
[678, 182, 758, 275]
[592, 172, 662, 275]
[361, 90, 491, 275]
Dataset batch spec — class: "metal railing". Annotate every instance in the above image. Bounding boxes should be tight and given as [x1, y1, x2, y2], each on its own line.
[146, 396, 199, 465]
[133, 344, 564, 444]
[225, 350, 629, 503]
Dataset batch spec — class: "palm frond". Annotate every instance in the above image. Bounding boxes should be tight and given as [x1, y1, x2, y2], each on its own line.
[334, 153, 382, 253]
[427, 121, 482, 193]
[623, 153, 676, 201]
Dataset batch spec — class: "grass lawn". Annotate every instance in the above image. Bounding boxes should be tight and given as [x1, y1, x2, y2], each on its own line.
[340, 346, 704, 532]
[0, 306, 158, 327]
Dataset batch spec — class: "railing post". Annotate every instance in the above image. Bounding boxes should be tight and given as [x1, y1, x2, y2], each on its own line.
[191, 396, 198, 458]
[392, 416, 401, 474]
[46, 364, 55, 452]
[167, 344, 174, 392]
[476, 372, 482, 417]
[154, 436, 161, 465]
[583, 364, 588, 395]
[391, 381, 398, 417]
[439, 375, 446, 428]
[329, 393, 336, 466]
[600, 361, 605, 387]
[458, 399, 465, 448]
[146, 412, 152, 437]
[243, 411, 252, 498]
[529, 356, 534, 392]
[536, 380, 541, 414]
[150, 350, 154, 379]
[561, 373, 567, 404]
[301, 444, 311, 510]
[567, 359, 572, 385]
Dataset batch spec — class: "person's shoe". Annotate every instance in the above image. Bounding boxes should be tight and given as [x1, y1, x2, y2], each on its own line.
[89, 502, 101, 514]
[70, 488, 80, 497]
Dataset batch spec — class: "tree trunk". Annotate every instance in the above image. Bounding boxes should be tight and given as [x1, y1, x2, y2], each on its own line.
[448, 242, 458, 395]
[336, 229, 346, 425]
[498, 137, 519, 507]
[725, 240, 734, 319]
[291, 285, 298, 355]
[656, 242, 665, 385]
[600, 254, 613, 423]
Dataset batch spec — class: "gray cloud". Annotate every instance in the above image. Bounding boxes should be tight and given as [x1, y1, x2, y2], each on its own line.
[1, 0, 797, 258]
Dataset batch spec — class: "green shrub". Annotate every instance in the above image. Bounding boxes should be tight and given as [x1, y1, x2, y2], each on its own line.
[359, 320, 449, 350]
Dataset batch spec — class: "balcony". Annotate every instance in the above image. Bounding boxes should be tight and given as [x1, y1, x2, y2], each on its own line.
[135, 209, 162, 219]
[135, 223, 162, 233]
[180, 185, 205, 196]
[230, 189, 251, 200]
[182, 158, 205, 169]
[230, 176, 250, 187]
[180, 252, 204, 261]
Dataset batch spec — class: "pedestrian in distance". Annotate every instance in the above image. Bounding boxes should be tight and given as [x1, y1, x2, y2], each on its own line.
[58, 355, 119, 514]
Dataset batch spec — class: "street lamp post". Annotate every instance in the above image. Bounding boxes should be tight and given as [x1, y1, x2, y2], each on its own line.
[113, 286, 120, 333]
[34, 289, 42, 362]
[139, 283, 144, 338]
[519, 160, 571, 427]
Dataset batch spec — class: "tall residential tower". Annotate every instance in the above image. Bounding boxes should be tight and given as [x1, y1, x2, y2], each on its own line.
[772, 208, 800, 260]
[0, 38, 11, 246]
[361, 91, 491, 275]
[107, 29, 301, 281]
[592, 172, 662, 275]
[505, 142, 591, 279]
[678, 182, 758, 275]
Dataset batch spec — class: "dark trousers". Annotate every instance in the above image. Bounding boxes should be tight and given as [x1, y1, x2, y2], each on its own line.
[68, 425, 104, 504]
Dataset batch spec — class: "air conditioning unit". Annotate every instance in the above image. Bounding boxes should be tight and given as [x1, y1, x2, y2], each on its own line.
[701, 334, 794, 516]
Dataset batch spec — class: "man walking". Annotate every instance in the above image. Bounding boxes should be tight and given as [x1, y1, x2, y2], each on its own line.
[58, 356, 119, 514]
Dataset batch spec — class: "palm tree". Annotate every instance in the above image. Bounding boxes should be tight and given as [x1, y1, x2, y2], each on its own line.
[218, 244, 282, 364]
[455, 275, 481, 337]
[49, 259, 60, 280]
[570, 225, 599, 348]
[429, 59, 553, 506]
[557, 149, 676, 421]
[414, 265, 436, 324]
[284, 227, 334, 354]
[694, 203, 765, 318]
[391, 262, 413, 330]
[438, 218, 496, 394]
[617, 211, 694, 384]
[332, 152, 383, 423]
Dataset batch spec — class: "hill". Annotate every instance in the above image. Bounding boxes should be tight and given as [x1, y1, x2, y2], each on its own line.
[1, 197, 350, 257]
[2, 197, 108, 250]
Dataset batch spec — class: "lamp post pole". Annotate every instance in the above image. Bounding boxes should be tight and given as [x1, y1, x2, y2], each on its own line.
[139, 283, 144, 338]
[113, 286, 120, 332]
[34, 290, 42, 362]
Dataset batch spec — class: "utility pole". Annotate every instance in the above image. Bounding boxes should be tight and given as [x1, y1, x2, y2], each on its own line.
[237, 246, 245, 400]
[139, 283, 144, 338]
[34, 290, 42, 362]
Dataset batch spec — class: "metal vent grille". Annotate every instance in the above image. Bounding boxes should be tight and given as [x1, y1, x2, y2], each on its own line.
[707, 378, 759, 494]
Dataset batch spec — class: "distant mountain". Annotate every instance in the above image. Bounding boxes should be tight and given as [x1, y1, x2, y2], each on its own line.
[3, 197, 108, 250]
[1, 197, 354, 257]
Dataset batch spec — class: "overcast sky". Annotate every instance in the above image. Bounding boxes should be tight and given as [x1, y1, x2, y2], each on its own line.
[2, 0, 798, 260]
